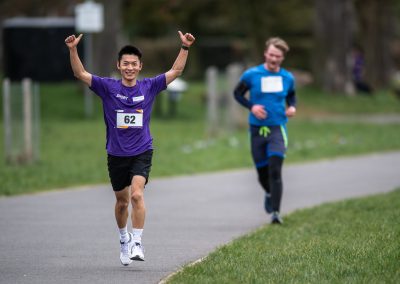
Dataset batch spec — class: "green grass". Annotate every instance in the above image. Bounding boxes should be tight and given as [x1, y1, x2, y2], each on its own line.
[1, 81, 400, 195]
[167, 189, 400, 284]
[297, 86, 400, 115]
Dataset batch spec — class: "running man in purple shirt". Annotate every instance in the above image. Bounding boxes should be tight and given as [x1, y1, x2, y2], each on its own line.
[65, 31, 195, 266]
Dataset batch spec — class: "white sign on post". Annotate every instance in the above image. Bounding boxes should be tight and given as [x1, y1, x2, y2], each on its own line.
[75, 1, 104, 117]
[75, 1, 104, 33]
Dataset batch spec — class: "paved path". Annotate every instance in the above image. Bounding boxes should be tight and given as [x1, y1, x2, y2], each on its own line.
[1, 151, 399, 284]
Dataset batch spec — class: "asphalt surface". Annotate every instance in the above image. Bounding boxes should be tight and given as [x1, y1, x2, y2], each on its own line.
[1, 151, 399, 284]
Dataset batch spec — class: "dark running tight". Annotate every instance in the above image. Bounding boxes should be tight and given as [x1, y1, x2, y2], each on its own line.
[256, 155, 284, 212]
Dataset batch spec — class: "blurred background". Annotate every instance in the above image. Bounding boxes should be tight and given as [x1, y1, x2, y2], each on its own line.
[1, 0, 400, 195]
[0, 0, 400, 91]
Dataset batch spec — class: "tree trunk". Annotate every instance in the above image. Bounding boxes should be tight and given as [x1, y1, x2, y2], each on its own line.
[355, 0, 394, 89]
[313, 0, 355, 95]
[93, 0, 123, 77]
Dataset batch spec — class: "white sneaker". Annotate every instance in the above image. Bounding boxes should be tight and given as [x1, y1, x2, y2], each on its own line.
[120, 233, 133, 266]
[130, 242, 145, 261]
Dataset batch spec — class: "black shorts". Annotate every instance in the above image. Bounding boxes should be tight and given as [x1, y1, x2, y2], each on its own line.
[250, 125, 288, 168]
[107, 150, 153, 192]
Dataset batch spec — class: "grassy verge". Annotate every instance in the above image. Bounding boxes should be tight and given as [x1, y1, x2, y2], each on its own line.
[297, 86, 400, 116]
[1, 82, 400, 195]
[167, 189, 400, 284]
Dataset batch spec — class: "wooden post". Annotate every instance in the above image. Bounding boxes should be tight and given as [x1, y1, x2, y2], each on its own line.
[206, 66, 218, 137]
[3, 78, 12, 163]
[22, 78, 33, 162]
[33, 82, 41, 161]
[84, 33, 94, 117]
[226, 63, 246, 131]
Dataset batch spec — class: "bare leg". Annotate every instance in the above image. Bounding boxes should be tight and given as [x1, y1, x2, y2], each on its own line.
[130, 175, 146, 228]
[114, 186, 130, 229]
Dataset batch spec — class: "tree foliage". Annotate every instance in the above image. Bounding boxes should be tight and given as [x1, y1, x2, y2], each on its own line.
[121, 0, 314, 71]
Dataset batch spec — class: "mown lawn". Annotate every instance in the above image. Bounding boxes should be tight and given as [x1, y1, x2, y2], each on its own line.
[167, 188, 400, 284]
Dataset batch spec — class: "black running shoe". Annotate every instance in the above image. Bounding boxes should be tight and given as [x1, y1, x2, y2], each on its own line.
[271, 211, 283, 224]
[264, 193, 273, 214]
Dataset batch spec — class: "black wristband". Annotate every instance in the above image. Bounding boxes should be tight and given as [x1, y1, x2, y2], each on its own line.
[181, 45, 189, 50]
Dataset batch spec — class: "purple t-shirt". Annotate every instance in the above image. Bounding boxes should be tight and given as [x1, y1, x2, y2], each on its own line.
[89, 74, 167, 156]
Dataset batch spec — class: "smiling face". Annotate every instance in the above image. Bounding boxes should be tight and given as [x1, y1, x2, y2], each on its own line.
[117, 54, 143, 86]
[264, 44, 285, 73]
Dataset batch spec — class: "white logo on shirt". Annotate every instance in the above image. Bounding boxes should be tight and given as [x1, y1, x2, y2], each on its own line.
[116, 93, 128, 100]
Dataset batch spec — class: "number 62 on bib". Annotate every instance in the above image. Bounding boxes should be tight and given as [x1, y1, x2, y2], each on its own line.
[116, 110, 143, 128]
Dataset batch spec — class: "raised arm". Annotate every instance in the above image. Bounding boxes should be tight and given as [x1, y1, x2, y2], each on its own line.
[165, 31, 195, 85]
[65, 34, 92, 86]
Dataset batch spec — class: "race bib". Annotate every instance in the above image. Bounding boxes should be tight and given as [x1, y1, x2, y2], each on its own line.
[132, 95, 144, 102]
[116, 110, 143, 128]
[261, 76, 283, 93]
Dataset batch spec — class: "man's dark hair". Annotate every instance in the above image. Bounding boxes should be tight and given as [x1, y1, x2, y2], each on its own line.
[118, 45, 142, 62]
